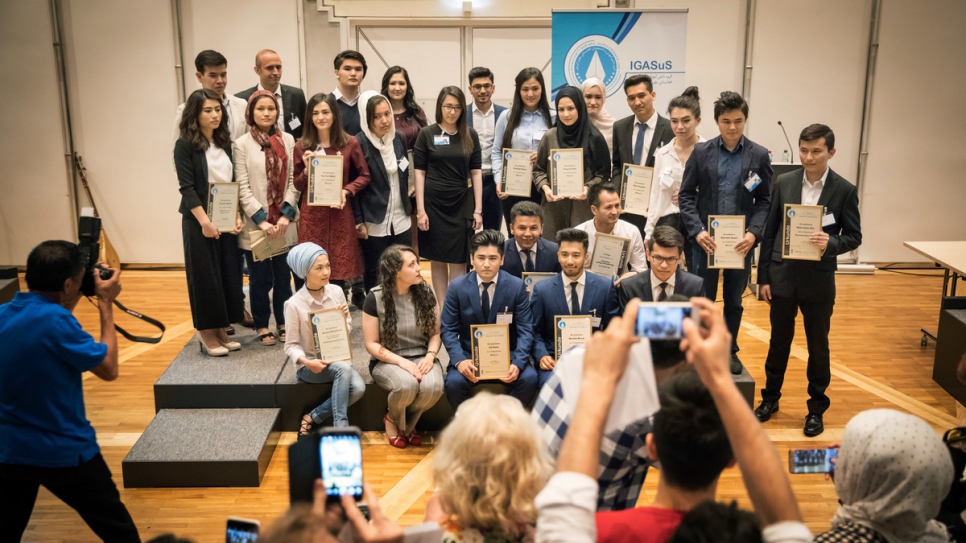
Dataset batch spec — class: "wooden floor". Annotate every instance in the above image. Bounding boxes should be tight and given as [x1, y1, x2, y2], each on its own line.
[15, 268, 959, 542]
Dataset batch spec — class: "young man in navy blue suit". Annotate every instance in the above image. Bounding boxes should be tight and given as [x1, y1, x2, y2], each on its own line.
[466, 67, 507, 231]
[441, 230, 539, 409]
[678, 91, 772, 375]
[617, 226, 705, 308]
[530, 228, 619, 386]
[501, 202, 562, 278]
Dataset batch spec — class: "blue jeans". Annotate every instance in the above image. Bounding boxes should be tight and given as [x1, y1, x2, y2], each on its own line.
[243, 250, 292, 330]
[296, 362, 366, 427]
[690, 243, 752, 354]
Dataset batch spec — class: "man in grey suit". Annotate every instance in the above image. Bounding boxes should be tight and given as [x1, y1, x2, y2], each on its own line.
[236, 49, 307, 139]
[611, 74, 674, 238]
[618, 226, 704, 308]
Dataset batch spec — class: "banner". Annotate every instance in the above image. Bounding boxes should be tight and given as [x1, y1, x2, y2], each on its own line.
[551, 10, 688, 120]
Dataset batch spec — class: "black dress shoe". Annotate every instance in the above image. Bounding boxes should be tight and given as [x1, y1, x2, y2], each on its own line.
[804, 414, 824, 437]
[754, 400, 779, 422]
[729, 354, 743, 375]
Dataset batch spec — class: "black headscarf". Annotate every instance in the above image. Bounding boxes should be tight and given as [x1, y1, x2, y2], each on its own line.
[554, 86, 611, 179]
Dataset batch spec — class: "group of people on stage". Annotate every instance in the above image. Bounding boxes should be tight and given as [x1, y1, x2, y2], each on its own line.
[173, 44, 861, 443]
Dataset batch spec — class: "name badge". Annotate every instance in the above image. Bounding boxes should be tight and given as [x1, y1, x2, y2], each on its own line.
[496, 312, 513, 325]
[659, 169, 675, 189]
[822, 212, 836, 227]
[288, 116, 301, 130]
[433, 135, 450, 145]
[533, 130, 546, 142]
[398, 156, 409, 172]
[591, 316, 602, 328]
[745, 172, 762, 192]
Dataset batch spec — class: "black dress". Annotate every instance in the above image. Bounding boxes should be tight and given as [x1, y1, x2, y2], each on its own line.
[414, 125, 482, 264]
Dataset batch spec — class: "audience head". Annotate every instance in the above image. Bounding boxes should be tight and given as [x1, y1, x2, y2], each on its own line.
[362, 92, 394, 140]
[502, 67, 551, 152]
[287, 243, 330, 289]
[713, 91, 748, 147]
[798, 123, 836, 179]
[302, 92, 349, 150]
[555, 228, 589, 279]
[831, 409, 953, 541]
[467, 66, 494, 109]
[179, 88, 230, 152]
[435, 86, 473, 155]
[668, 501, 762, 543]
[581, 77, 607, 118]
[380, 66, 423, 123]
[254, 49, 283, 92]
[333, 50, 367, 89]
[647, 226, 685, 282]
[588, 183, 622, 227]
[668, 86, 701, 140]
[26, 240, 85, 308]
[246, 90, 280, 132]
[554, 86, 585, 128]
[193, 50, 228, 97]
[509, 201, 544, 251]
[377, 245, 436, 352]
[470, 230, 505, 283]
[624, 74, 656, 121]
[433, 392, 552, 535]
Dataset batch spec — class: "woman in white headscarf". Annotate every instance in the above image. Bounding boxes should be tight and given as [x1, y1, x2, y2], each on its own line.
[815, 409, 954, 543]
[582, 78, 617, 158]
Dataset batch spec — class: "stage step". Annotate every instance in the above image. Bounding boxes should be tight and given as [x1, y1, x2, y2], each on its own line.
[122, 408, 280, 488]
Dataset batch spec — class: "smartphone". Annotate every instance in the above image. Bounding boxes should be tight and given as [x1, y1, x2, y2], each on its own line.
[320, 427, 364, 501]
[225, 517, 260, 543]
[788, 448, 837, 474]
[635, 302, 694, 340]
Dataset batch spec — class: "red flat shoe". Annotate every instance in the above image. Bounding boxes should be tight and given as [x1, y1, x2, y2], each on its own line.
[405, 430, 422, 447]
[384, 415, 407, 449]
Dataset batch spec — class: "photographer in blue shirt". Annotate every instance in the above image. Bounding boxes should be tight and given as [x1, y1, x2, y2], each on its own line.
[0, 241, 139, 542]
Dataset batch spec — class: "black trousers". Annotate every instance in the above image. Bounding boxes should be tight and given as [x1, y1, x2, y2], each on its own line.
[360, 229, 413, 291]
[0, 453, 140, 542]
[182, 215, 244, 330]
[761, 262, 835, 415]
[481, 173, 502, 231]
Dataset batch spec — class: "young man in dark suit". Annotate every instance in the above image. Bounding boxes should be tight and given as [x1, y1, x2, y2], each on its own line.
[466, 67, 507, 231]
[441, 230, 539, 409]
[611, 74, 674, 237]
[618, 226, 704, 308]
[235, 49, 307, 138]
[754, 124, 861, 437]
[530, 228, 619, 386]
[501, 201, 561, 278]
[678, 91, 772, 375]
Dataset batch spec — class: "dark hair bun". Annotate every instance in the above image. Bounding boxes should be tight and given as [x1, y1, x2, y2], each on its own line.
[682, 86, 700, 100]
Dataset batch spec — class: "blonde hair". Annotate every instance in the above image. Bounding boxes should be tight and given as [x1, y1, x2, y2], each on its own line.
[432, 393, 553, 534]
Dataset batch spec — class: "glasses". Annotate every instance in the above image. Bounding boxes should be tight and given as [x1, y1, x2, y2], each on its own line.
[650, 255, 680, 265]
[471, 84, 493, 91]
[441, 105, 462, 112]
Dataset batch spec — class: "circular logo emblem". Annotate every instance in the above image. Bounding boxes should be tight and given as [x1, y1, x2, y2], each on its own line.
[525, 277, 533, 285]
[787, 209, 797, 217]
[553, 153, 561, 161]
[625, 168, 633, 177]
[505, 152, 513, 160]
[211, 187, 218, 195]
[711, 220, 719, 228]
[558, 321, 567, 329]
[312, 159, 320, 167]
[474, 330, 483, 338]
[564, 36, 622, 96]
[312, 316, 320, 325]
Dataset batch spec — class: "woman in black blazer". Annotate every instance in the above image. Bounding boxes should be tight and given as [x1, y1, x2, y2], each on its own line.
[174, 89, 245, 356]
[355, 91, 413, 291]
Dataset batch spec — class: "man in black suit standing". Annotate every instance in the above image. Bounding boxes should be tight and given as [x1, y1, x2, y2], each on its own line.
[618, 226, 704, 308]
[754, 124, 861, 437]
[501, 201, 561, 278]
[611, 74, 674, 237]
[236, 49, 307, 139]
[678, 91, 771, 376]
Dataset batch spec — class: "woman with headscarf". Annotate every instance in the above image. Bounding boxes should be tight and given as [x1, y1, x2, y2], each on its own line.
[283, 242, 365, 436]
[815, 409, 954, 543]
[532, 86, 611, 239]
[582, 77, 617, 159]
[235, 90, 299, 346]
[354, 91, 412, 292]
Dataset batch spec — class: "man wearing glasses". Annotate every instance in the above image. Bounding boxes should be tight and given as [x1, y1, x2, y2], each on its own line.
[617, 225, 705, 306]
[466, 67, 506, 231]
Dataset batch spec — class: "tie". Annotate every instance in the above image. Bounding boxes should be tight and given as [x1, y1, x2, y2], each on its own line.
[658, 282, 669, 302]
[524, 250, 535, 273]
[633, 122, 648, 165]
[481, 282, 493, 322]
[570, 281, 580, 315]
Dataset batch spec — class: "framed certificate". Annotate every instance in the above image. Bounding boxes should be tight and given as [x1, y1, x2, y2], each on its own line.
[206, 182, 239, 233]
[549, 148, 584, 198]
[470, 324, 511, 380]
[406, 150, 415, 193]
[308, 308, 352, 362]
[501, 149, 534, 197]
[522, 272, 556, 300]
[707, 215, 746, 269]
[554, 315, 592, 360]
[619, 164, 654, 217]
[308, 155, 344, 207]
[589, 233, 631, 281]
[248, 223, 298, 262]
[782, 204, 824, 261]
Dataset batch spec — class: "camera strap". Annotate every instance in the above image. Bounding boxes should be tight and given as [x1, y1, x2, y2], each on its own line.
[86, 297, 166, 343]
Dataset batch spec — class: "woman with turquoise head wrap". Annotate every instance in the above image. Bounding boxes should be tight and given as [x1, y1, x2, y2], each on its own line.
[283, 242, 366, 435]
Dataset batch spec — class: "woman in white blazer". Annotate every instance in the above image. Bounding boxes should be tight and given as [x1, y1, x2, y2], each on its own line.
[234, 90, 299, 346]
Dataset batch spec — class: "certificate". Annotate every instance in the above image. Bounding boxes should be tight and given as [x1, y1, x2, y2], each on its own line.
[308, 155, 344, 207]
[707, 215, 746, 269]
[554, 315, 592, 360]
[501, 149, 534, 197]
[550, 148, 584, 198]
[206, 182, 239, 233]
[588, 233, 631, 281]
[248, 223, 298, 262]
[522, 272, 556, 300]
[470, 324, 511, 380]
[308, 308, 352, 362]
[782, 204, 824, 261]
[619, 164, 654, 216]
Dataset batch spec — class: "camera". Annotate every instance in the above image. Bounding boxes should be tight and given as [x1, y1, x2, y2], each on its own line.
[78, 215, 114, 296]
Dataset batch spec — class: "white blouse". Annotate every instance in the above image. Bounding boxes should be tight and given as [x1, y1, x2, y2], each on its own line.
[205, 145, 233, 184]
[644, 135, 705, 241]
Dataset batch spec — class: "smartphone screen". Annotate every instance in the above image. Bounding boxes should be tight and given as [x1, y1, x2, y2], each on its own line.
[225, 518, 260, 543]
[636, 303, 692, 339]
[319, 431, 364, 500]
[788, 448, 837, 474]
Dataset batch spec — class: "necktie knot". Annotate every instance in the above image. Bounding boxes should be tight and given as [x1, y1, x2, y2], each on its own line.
[482, 281, 493, 289]
[658, 282, 669, 301]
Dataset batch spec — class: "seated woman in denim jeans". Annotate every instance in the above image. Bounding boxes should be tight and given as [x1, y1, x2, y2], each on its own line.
[283, 242, 365, 435]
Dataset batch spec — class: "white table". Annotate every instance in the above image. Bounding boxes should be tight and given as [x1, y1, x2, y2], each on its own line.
[903, 241, 966, 344]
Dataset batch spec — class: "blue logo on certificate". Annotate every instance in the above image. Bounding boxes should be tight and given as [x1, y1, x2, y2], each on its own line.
[474, 330, 483, 338]
[553, 153, 561, 161]
[787, 209, 796, 217]
[711, 220, 719, 228]
[558, 321, 567, 329]
[505, 152, 513, 160]
[626, 168, 633, 176]
[312, 316, 320, 325]
[525, 277, 533, 285]
[312, 159, 320, 167]
[211, 187, 218, 194]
